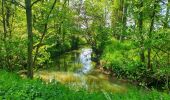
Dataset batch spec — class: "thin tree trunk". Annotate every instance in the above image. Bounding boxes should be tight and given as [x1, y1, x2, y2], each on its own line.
[164, 0, 170, 91]
[138, 0, 145, 63]
[122, 0, 128, 40]
[147, 0, 158, 69]
[2, 0, 7, 39]
[25, 0, 33, 78]
[2, 0, 11, 70]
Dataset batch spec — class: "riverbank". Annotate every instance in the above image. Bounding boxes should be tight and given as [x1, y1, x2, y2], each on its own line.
[0, 70, 170, 100]
[101, 40, 170, 91]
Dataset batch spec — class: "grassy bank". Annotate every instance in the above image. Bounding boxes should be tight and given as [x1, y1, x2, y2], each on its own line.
[101, 39, 170, 90]
[0, 70, 170, 100]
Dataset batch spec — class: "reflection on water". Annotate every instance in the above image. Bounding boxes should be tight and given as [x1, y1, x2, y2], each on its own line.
[34, 48, 127, 93]
[78, 48, 92, 74]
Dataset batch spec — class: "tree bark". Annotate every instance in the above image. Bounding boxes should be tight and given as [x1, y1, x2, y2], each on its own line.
[25, 0, 33, 78]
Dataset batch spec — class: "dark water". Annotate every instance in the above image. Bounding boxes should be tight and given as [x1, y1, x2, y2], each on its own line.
[35, 48, 127, 92]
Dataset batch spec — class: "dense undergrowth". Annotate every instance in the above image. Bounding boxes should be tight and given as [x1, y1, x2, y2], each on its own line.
[0, 70, 170, 100]
[101, 39, 170, 90]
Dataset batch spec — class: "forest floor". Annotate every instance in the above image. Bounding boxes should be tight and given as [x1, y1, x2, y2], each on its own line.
[0, 70, 170, 100]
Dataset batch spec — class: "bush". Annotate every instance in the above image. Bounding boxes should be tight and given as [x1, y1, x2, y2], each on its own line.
[101, 39, 170, 90]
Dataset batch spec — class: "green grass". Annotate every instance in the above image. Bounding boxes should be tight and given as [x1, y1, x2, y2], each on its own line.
[0, 70, 169, 100]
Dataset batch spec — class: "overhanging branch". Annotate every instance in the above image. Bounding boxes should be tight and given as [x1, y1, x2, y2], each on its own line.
[31, 0, 42, 7]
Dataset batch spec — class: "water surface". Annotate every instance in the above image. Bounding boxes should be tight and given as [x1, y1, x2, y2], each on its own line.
[35, 48, 127, 92]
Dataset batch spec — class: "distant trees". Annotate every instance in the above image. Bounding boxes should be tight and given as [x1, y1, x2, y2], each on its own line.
[111, 0, 128, 41]
[78, 0, 111, 64]
[1, 0, 15, 71]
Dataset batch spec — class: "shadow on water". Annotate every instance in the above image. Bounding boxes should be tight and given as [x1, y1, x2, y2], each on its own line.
[34, 48, 127, 93]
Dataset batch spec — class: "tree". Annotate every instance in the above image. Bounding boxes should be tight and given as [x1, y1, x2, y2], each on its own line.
[32, 0, 57, 67]
[25, 0, 33, 78]
[81, 0, 111, 65]
[147, 0, 159, 69]
[138, 0, 145, 63]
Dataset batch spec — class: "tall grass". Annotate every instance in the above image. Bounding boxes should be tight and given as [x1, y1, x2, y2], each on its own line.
[0, 70, 169, 100]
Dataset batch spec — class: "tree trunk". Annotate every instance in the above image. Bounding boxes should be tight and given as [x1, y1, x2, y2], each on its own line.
[2, 0, 11, 71]
[138, 0, 145, 63]
[147, 0, 158, 69]
[2, 0, 7, 39]
[164, 0, 170, 91]
[122, 0, 128, 40]
[25, 0, 33, 79]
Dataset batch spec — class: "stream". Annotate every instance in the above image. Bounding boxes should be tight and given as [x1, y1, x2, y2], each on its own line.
[35, 48, 128, 92]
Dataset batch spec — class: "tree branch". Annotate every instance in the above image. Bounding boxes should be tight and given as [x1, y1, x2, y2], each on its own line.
[11, 0, 26, 9]
[33, 0, 57, 66]
[31, 0, 42, 7]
